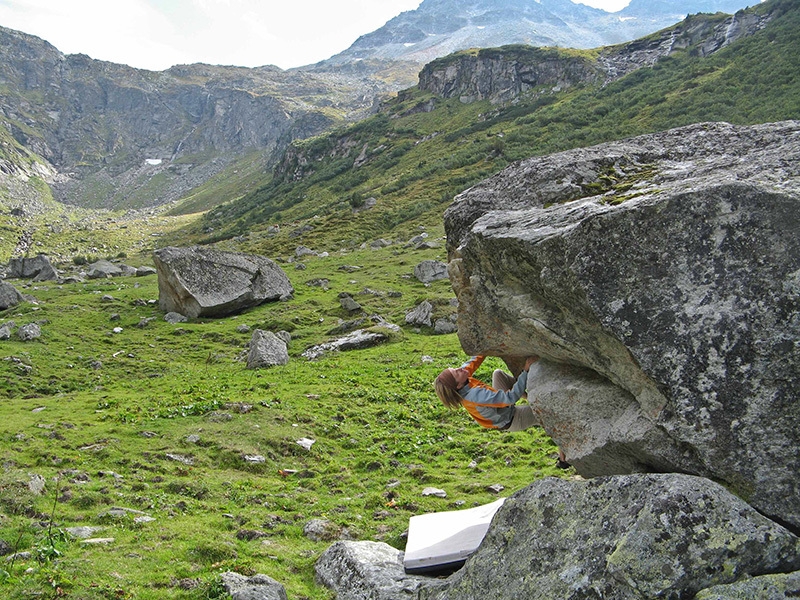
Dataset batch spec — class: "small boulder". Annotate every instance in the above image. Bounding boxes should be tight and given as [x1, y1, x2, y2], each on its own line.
[316, 541, 430, 600]
[17, 322, 41, 341]
[0, 281, 23, 310]
[339, 293, 362, 313]
[303, 519, 342, 542]
[135, 266, 157, 277]
[406, 301, 433, 327]
[413, 260, 448, 284]
[87, 260, 123, 279]
[434, 318, 458, 335]
[6, 254, 58, 281]
[220, 572, 288, 600]
[246, 330, 289, 369]
[0, 321, 16, 339]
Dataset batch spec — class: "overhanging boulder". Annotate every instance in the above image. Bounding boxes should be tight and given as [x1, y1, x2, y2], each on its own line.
[444, 120, 800, 529]
[153, 246, 293, 318]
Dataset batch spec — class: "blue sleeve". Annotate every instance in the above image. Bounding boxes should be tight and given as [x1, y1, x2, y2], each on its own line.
[463, 369, 528, 406]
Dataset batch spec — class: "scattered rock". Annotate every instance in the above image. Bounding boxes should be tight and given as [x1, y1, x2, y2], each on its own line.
[65, 526, 105, 540]
[165, 453, 194, 465]
[306, 278, 330, 289]
[0, 281, 23, 310]
[135, 266, 157, 277]
[236, 324, 251, 333]
[236, 529, 269, 541]
[134, 515, 156, 524]
[87, 260, 123, 279]
[296, 438, 315, 451]
[413, 260, 448, 284]
[405, 300, 433, 327]
[487, 484, 505, 494]
[0, 539, 12, 556]
[28, 474, 46, 495]
[164, 312, 187, 324]
[17, 323, 41, 341]
[339, 293, 362, 313]
[422, 487, 447, 498]
[316, 541, 431, 600]
[303, 519, 342, 542]
[246, 330, 289, 369]
[302, 324, 399, 360]
[0, 321, 16, 339]
[433, 318, 458, 335]
[295, 246, 317, 258]
[220, 571, 288, 600]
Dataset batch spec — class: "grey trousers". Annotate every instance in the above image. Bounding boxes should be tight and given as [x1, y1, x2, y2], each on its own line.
[492, 369, 537, 432]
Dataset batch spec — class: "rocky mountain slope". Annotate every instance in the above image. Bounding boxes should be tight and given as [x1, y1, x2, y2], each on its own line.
[0, 0, 757, 220]
[198, 0, 792, 253]
[0, 24, 406, 214]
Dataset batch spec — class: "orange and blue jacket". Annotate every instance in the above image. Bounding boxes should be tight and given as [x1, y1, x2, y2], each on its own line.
[458, 356, 528, 430]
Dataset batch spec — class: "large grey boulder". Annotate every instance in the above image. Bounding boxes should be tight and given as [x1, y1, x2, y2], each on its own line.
[153, 246, 293, 318]
[444, 120, 800, 529]
[6, 254, 58, 281]
[418, 474, 800, 600]
[0, 281, 23, 310]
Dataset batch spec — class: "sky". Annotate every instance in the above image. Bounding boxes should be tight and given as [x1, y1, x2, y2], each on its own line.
[0, 0, 632, 72]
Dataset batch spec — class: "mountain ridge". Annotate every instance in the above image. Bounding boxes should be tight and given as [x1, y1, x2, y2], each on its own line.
[0, 0, 772, 257]
[319, 0, 757, 65]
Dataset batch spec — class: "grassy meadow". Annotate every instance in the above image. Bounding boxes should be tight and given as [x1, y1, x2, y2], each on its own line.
[2, 2, 798, 596]
[0, 233, 567, 599]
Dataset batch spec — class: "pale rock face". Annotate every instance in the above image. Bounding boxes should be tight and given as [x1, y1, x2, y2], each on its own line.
[444, 120, 800, 530]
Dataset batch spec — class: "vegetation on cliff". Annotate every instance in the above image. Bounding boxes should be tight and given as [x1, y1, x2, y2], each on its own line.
[192, 0, 799, 256]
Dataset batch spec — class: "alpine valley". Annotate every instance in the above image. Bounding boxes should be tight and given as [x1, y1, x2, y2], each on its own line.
[0, 0, 798, 599]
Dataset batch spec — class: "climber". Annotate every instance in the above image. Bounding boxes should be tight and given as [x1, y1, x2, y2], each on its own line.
[434, 355, 569, 468]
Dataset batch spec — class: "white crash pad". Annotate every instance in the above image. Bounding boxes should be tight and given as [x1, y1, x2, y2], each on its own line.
[403, 497, 506, 574]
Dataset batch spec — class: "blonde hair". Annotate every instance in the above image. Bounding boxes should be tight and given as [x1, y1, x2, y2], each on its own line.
[434, 372, 463, 410]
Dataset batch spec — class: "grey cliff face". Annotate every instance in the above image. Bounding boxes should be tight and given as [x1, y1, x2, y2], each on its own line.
[416, 8, 773, 104]
[444, 120, 800, 530]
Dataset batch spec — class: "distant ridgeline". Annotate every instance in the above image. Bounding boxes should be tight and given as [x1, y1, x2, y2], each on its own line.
[198, 0, 798, 253]
[0, 0, 757, 219]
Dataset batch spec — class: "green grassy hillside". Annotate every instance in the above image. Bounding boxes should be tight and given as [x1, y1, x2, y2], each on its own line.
[183, 0, 799, 257]
[0, 242, 567, 599]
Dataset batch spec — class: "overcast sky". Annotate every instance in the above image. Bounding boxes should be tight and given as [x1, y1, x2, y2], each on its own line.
[0, 0, 632, 71]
